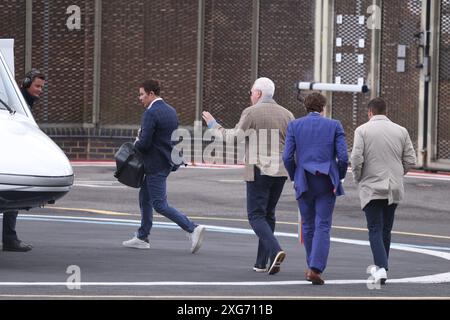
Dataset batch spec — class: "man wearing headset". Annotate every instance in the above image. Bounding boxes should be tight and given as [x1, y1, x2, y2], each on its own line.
[2, 69, 46, 252]
[21, 69, 46, 109]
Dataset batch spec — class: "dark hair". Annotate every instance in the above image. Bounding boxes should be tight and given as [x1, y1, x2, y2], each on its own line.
[22, 69, 46, 88]
[33, 72, 46, 82]
[367, 97, 387, 115]
[304, 92, 326, 113]
[140, 79, 161, 96]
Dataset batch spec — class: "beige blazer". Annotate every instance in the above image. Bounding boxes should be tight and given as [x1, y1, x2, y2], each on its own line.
[351, 115, 417, 209]
[212, 98, 295, 181]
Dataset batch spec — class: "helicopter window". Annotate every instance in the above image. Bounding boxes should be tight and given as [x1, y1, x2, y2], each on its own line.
[0, 59, 27, 115]
[0, 78, 7, 106]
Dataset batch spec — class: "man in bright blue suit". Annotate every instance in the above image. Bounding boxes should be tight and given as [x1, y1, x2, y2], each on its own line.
[282, 92, 348, 285]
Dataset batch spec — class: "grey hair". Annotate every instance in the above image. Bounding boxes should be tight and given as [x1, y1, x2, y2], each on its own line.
[252, 77, 275, 99]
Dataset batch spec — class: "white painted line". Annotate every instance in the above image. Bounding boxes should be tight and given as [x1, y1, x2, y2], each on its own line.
[389, 272, 450, 284]
[1, 273, 449, 286]
[70, 161, 450, 179]
[75, 180, 118, 184]
[71, 162, 115, 167]
[27, 208, 450, 240]
[74, 184, 125, 188]
[3, 214, 449, 287]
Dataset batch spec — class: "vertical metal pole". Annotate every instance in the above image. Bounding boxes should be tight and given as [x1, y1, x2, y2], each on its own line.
[195, 0, 205, 123]
[43, 0, 49, 122]
[314, 0, 323, 82]
[25, 0, 32, 72]
[417, 0, 432, 168]
[193, 0, 206, 165]
[321, 0, 334, 118]
[250, 0, 260, 84]
[369, 0, 382, 99]
[93, 0, 102, 127]
[426, 0, 440, 167]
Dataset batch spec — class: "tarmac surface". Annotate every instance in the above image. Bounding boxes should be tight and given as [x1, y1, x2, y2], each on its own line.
[0, 163, 449, 300]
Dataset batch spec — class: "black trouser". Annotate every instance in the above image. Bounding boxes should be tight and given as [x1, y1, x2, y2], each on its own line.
[2, 211, 19, 244]
[246, 167, 287, 267]
[363, 200, 397, 270]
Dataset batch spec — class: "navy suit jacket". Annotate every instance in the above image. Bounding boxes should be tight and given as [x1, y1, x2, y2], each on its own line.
[282, 113, 348, 199]
[135, 99, 179, 175]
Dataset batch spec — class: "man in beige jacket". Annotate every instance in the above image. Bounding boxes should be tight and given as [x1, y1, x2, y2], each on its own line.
[202, 77, 294, 275]
[351, 97, 416, 284]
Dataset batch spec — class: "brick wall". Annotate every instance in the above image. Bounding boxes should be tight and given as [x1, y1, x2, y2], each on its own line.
[42, 127, 237, 163]
[31, 0, 95, 124]
[0, 0, 26, 83]
[99, 0, 198, 126]
[18, 0, 315, 161]
[0, 1, 316, 162]
[42, 128, 136, 160]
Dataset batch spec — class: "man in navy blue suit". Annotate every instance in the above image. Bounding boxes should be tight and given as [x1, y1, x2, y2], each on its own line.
[122, 79, 206, 253]
[283, 92, 348, 284]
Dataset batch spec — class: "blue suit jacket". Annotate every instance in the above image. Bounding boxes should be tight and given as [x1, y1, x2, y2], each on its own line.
[282, 113, 348, 199]
[135, 99, 179, 175]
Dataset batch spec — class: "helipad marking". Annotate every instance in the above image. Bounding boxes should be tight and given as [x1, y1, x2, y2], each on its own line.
[70, 161, 450, 179]
[75, 184, 123, 188]
[45, 207, 136, 216]
[1, 274, 449, 286]
[1, 214, 448, 287]
[45, 206, 450, 240]
[1, 271, 449, 286]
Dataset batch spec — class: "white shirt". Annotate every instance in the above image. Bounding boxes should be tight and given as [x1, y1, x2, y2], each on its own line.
[137, 98, 163, 142]
[147, 97, 163, 109]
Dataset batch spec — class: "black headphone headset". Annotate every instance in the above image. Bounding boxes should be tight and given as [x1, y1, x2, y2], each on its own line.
[22, 68, 42, 89]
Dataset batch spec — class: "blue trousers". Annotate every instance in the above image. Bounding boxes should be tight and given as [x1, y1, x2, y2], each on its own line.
[297, 171, 336, 273]
[137, 168, 196, 239]
[363, 199, 397, 270]
[246, 167, 287, 267]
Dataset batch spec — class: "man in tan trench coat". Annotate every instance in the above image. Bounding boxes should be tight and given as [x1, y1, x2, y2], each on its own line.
[202, 77, 294, 275]
[351, 97, 416, 285]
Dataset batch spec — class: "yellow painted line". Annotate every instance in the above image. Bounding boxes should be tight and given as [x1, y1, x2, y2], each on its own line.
[49, 206, 137, 216]
[332, 226, 450, 240]
[386, 230, 450, 240]
[47, 206, 450, 240]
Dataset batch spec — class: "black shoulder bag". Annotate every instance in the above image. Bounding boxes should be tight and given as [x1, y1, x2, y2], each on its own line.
[114, 142, 145, 188]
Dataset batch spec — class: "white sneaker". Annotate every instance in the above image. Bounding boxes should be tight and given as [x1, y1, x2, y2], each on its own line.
[267, 251, 286, 275]
[371, 267, 387, 284]
[122, 236, 150, 249]
[190, 225, 206, 253]
[253, 265, 267, 273]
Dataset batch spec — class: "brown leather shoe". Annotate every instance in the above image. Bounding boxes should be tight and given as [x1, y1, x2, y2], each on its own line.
[306, 269, 325, 285]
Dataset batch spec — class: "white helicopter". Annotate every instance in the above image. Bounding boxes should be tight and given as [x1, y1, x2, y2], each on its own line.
[0, 39, 73, 211]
